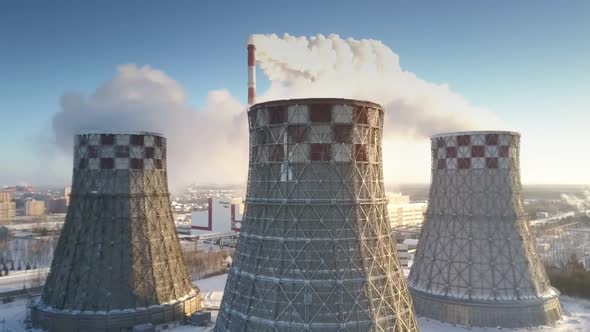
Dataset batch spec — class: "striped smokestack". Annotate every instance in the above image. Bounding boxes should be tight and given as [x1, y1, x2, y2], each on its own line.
[247, 44, 256, 105]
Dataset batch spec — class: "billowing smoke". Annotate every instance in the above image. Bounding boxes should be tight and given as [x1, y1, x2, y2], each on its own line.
[51, 34, 503, 187]
[52, 64, 249, 189]
[561, 190, 590, 212]
[250, 33, 502, 139]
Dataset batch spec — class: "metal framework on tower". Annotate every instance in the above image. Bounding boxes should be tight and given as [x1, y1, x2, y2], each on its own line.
[215, 98, 419, 332]
[408, 131, 562, 328]
[32, 132, 200, 331]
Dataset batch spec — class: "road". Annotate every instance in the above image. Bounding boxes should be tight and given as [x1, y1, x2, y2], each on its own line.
[0, 268, 49, 293]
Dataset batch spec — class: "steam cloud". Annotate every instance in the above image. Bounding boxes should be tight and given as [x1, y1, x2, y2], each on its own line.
[250, 33, 501, 139]
[51, 34, 502, 186]
[561, 191, 590, 212]
[52, 64, 248, 189]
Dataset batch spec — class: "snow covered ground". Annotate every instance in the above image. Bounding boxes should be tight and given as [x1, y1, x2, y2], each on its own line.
[0, 297, 33, 331]
[0, 273, 588, 331]
[194, 274, 227, 311]
[194, 274, 227, 294]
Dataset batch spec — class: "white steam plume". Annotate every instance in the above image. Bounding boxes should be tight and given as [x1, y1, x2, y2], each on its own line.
[51, 34, 504, 187]
[251, 33, 502, 139]
[561, 190, 590, 212]
[52, 64, 248, 189]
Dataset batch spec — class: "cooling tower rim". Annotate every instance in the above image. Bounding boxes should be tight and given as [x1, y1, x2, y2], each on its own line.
[251, 98, 382, 110]
[431, 130, 520, 139]
[75, 130, 165, 137]
[409, 286, 561, 307]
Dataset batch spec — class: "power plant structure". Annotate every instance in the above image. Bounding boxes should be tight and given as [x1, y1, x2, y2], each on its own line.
[408, 131, 562, 328]
[215, 98, 419, 331]
[31, 132, 200, 331]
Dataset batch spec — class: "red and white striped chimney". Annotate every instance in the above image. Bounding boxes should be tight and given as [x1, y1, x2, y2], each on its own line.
[247, 44, 256, 105]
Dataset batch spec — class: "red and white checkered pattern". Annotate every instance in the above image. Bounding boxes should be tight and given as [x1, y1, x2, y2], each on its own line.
[74, 132, 166, 170]
[248, 99, 383, 163]
[431, 131, 518, 170]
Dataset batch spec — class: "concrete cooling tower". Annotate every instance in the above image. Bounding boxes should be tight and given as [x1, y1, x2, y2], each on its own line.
[32, 132, 200, 331]
[408, 131, 562, 328]
[215, 98, 419, 331]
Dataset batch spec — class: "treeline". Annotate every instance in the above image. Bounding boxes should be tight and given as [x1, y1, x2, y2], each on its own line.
[545, 255, 590, 299]
[524, 200, 576, 220]
[183, 248, 235, 281]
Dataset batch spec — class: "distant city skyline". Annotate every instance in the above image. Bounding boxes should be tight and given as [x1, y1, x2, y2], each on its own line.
[1, 1, 589, 186]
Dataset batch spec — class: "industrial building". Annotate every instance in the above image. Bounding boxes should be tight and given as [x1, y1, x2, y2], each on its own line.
[397, 243, 413, 269]
[396, 239, 420, 277]
[216, 98, 418, 331]
[32, 132, 200, 331]
[408, 131, 562, 328]
[25, 199, 45, 216]
[387, 193, 427, 227]
[47, 198, 67, 214]
[190, 197, 243, 236]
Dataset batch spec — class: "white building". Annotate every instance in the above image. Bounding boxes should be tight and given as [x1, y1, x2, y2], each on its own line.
[387, 193, 427, 227]
[190, 197, 243, 236]
[396, 243, 414, 268]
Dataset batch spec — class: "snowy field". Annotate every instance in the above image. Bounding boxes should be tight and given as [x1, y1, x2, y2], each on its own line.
[0, 273, 588, 331]
[194, 274, 227, 294]
[0, 297, 33, 331]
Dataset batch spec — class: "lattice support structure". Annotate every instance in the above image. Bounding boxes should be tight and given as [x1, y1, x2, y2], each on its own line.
[215, 98, 419, 332]
[408, 131, 562, 328]
[31, 132, 200, 332]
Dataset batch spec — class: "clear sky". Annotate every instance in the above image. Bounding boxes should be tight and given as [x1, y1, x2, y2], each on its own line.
[1, 1, 589, 186]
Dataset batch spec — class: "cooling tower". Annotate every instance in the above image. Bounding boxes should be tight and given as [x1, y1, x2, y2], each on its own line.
[32, 132, 200, 331]
[408, 131, 562, 328]
[215, 98, 419, 331]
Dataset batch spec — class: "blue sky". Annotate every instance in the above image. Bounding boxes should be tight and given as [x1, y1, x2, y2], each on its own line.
[1, 1, 589, 185]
